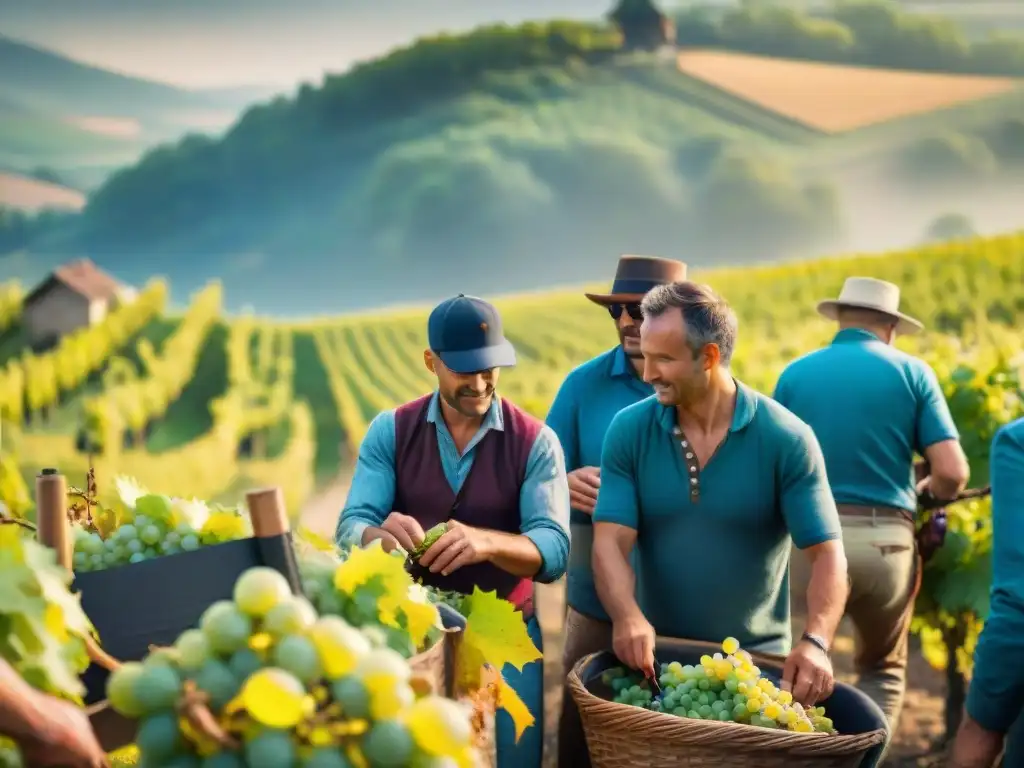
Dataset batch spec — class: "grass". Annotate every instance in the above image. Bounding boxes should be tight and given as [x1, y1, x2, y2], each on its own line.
[675, 49, 1022, 134]
[145, 324, 228, 452]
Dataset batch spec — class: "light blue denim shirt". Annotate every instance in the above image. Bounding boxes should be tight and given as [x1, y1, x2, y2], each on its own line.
[336, 392, 570, 583]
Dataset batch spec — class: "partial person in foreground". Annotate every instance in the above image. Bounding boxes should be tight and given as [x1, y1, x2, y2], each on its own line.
[545, 254, 687, 768]
[950, 417, 1024, 768]
[591, 281, 849, 708]
[335, 293, 570, 768]
[0, 657, 108, 768]
[774, 277, 969, 737]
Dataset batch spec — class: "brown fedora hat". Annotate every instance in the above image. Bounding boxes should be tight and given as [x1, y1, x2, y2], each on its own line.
[584, 255, 688, 306]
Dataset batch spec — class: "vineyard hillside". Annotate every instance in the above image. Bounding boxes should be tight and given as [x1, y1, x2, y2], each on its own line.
[1, 231, 1023, 524]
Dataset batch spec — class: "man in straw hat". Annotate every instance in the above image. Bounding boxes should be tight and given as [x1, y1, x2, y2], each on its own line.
[592, 281, 848, 711]
[546, 255, 687, 768]
[336, 294, 570, 768]
[774, 276, 969, 736]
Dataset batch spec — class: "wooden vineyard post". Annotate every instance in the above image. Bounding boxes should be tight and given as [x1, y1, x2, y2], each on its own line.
[36, 468, 70, 568]
[245, 486, 303, 594]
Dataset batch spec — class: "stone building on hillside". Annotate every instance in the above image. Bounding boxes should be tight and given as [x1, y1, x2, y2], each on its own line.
[609, 0, 676, 51]
[21, 259, 133, 349]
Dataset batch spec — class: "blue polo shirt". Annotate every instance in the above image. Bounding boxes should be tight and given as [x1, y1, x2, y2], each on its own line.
[967, 418, 1024, 738]
[545, 347, 653, 621]
[593, 382, 841, 654]
[774, 328, 959, 514]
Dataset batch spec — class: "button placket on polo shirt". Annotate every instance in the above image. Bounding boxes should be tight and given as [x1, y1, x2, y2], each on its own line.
[673, 425, 701, 503]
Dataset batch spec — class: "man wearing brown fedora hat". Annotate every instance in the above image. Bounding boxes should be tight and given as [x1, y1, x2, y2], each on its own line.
[547, 254, 687, 768]
[775, 276, 970, 736]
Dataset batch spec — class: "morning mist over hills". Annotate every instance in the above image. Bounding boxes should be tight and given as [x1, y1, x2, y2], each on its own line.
[2, 0, 1024, 315]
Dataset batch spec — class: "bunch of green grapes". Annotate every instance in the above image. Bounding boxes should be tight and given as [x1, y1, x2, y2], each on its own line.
[106, 566, 477, 767]
[602, 638, 837, 734]
[72, 493, 249, 572]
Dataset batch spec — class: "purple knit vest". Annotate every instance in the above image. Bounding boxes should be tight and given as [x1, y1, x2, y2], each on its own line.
[394, 394, 540, 608]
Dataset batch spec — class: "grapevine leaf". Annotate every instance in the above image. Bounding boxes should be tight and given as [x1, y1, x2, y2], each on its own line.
[295, 526, 339, 553]
[459, 588, 541, 682]
[334, 541, 413, 627]
[496, 674, 535, 743]
[411, 523, 448, 561]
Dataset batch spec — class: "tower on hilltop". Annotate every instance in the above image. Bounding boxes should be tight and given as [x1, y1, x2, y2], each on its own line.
[609, 0, 677, 52]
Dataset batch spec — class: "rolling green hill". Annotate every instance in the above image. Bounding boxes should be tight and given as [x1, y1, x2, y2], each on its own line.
[9, 7, 1024, 314]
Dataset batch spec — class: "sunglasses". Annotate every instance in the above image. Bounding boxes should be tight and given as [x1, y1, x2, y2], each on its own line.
[607, 303, 643, 322]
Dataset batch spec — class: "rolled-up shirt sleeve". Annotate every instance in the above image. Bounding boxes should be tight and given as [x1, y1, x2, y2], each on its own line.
[519, 425, 571, 583]
[966, 420, 1024, 732]
[778, 422, 842, 549]
[335, 410, 398, 547]
[593, 410, 640, 530]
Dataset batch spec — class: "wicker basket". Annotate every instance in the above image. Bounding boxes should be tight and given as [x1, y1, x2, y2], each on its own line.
[568, 638, 888, 768]
[447, 630, 498, 768]
[409, 629, 452, 695]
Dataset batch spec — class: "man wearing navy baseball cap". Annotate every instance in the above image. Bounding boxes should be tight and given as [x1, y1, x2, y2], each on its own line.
[337, 294, 570, 768]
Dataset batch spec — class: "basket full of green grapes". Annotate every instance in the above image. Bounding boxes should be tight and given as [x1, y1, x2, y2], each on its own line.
[567, 637, 889, 768]
[102, 566, 481, 767]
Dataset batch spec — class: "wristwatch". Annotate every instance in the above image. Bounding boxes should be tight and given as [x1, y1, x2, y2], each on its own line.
[801, 631, 830, 655]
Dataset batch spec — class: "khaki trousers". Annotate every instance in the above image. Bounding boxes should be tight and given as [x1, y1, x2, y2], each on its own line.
[557, 607, 614, 768]
[791, 511, 919, 738]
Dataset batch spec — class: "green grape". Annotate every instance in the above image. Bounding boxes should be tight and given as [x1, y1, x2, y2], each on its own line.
[141, 524, 162, 545]
[263, 597, 317, 636]
[272, 634, 322, 685]
[362, 720, 414, 767]
[129, 552, 146, 564]
[194, 660, 241, 711]
[136, 712, 182, 761]
[106, 661, 145, 717]
[176, 629, 212, 671]
[200, 601, 253, 654]
[201, 752, 246, 768]
[244, 730, 295, 768]
[135, 494, 174, 523]
[330, 676, 370, 719]
[126, 539, 144, 554]
[228, 648, 264, 680]
[163, 756, 202, 768]
[135, 663, 182, 712]
[301, 748, 352, 768]
[233, 567, 293, 617]
[182, 534, 200, 551]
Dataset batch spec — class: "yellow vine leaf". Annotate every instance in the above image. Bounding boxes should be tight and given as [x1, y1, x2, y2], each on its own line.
[295, 526, 338, 553]
[460, 588, 541, 678]
[496, 675, 535, 743]
[333, 541, 411, 627]
[400, 596, 440, 648]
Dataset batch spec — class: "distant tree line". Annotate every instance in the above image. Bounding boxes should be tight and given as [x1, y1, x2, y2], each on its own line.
[673, 0, 1024, 75]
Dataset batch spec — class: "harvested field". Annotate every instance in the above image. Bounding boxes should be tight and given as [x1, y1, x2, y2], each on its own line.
[0, 172, 86, 212]
[677, 49, 1021, 133]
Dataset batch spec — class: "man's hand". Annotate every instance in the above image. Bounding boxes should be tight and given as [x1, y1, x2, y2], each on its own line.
[17, 696, 109, 768]
[418, 520, 492, 576]
[782, 639, 834, 706]
[363, 512, 425, 553]
[568, 466, 601, 514]
[950, 714, 1006, 768]
[612, 613, 656, 680]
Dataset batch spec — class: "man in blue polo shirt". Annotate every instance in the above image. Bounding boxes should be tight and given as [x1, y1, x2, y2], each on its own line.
[774, 277, 969, 734]
[546, 254, 687, 768]
[336, 294, 571, 768]
[951, 417, 1024, 768]
[593, 281, 849, 707]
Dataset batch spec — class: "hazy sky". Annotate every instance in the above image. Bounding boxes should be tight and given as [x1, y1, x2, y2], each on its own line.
[0, 0, 616, 89]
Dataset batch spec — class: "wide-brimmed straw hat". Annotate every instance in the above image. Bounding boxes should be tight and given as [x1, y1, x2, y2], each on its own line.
[817, 277, 923, 335]
[584, 255, 688, 306]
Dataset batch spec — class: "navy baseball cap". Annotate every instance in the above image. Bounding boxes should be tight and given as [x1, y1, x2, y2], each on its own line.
[427, 294, 517, 373]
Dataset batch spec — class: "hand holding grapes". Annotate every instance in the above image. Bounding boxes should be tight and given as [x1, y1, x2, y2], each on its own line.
[418, 520, 492, 576]
[782, 639, 834, 706]
[612, 612, 656, 680]
[367, 512, 425, 553]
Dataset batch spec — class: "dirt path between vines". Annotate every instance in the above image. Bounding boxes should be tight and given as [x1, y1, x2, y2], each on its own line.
[299, 492, 949, 767]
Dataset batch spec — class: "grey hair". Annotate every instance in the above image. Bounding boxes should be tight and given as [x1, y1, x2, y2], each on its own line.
[640, 282, 739, 366]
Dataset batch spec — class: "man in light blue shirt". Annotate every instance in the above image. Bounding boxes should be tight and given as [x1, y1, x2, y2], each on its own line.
[775, 277, 968, 735]
[336, 294, 570, 768]
[545, 254, 686, 768]
[951, 417, 1024, 768]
